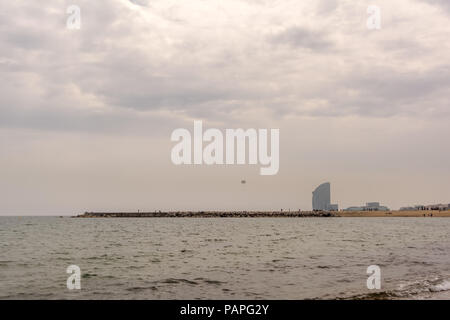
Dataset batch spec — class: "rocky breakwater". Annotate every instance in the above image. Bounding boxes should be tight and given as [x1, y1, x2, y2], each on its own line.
[76, 211, 338, 218]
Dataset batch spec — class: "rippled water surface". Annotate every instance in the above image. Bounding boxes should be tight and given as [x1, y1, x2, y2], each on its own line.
[0, 217, 449, 299]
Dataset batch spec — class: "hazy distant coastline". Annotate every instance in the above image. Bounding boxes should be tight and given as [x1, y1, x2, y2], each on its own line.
[76, 210, 450, 218]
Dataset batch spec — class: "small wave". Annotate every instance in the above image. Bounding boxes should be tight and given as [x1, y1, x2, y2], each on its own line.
[344, 291, 398, 300]
[203, 238, 226, 242]
[204, 279, 224, 285]
[160, 278, 199, 285]
[430, 280, 450, 292]
[344, 277, 450, 300]
[126, 286, 158, 292]
[82, 273, 97, 278]
[193, 277, 226, 285]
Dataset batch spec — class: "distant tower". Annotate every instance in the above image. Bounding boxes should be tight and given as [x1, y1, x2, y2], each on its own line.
[312, 182, 331, 211]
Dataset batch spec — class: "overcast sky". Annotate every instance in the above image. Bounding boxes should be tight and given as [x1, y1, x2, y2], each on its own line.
[1, 0, 449, 215]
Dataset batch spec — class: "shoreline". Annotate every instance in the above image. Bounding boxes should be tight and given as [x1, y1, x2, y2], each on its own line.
[338, 210, 450, 217]
[75, 210, 450, 218]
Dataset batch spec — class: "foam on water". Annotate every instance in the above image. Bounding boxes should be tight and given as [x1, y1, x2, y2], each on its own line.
[430, 280, 450, 292]
[347, 277, 450, 300]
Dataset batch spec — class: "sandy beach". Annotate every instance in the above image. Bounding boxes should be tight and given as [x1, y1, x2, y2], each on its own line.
[337, 210, 450, 217]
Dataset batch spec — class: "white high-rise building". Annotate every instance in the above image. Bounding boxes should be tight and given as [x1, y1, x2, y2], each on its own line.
[312, 182, 331, 211]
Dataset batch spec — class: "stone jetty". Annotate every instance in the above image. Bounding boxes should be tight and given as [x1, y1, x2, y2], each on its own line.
[76, 211, 338, 218]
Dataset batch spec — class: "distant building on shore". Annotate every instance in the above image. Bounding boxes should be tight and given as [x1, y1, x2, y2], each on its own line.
[326, 204, 339, 211]
[312, 182, 338, 211]
[399, 206, 417, 211]
[400, 204, 450, 211]
[424, 204, 450, 210]
[344, 202, 389, 211]
[312, 182, 330, 211]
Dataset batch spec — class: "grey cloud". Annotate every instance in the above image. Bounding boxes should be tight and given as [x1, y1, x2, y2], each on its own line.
[269, 26, 333, 51]
[354, 67, 450, 103]
[129, 0, 150, 7]
[1, 0, 450, 137]
[419, 0, 450, 13]
[316, 0, 338, 15]
[0, 105, 181, 136]
[272, 64, 450, 119]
